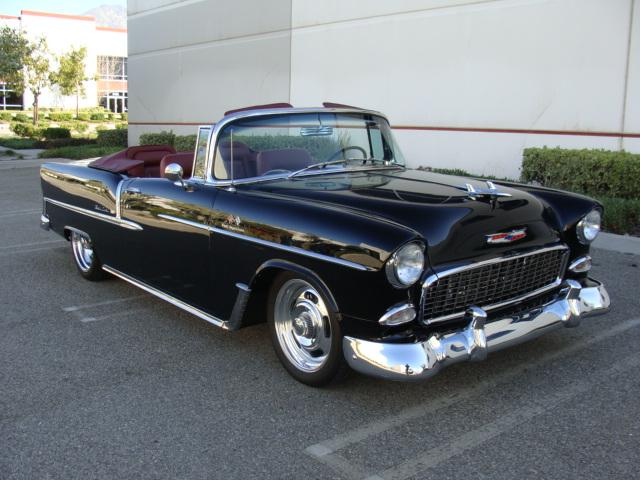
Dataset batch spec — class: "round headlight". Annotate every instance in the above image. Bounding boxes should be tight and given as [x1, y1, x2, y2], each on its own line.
[386, 243, 425, 288]
[576, 209, 601, 244]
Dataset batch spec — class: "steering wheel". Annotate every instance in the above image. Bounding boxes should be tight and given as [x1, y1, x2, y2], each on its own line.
[326, 146, 368, 162]
[262, 169, 292, 176]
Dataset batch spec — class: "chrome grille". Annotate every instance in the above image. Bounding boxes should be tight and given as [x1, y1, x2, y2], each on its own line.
[422, 246, 568, 324]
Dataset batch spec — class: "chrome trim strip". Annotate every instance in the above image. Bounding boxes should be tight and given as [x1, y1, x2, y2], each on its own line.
[115, 179, 124, 219]
[44, 197, 143, 231]
[345, 278, 610, 381]
[102, 265, 229, 330]
[422, 244, 569, 325]
[157, 213, 209, 231]
[157, 213, 373, 271]
[209, 226, 374, 272]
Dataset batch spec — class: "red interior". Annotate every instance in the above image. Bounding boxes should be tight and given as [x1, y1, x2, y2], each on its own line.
[89, 143, 315, 179]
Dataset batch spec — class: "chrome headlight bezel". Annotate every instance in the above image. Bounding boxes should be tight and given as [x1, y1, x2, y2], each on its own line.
[385, 242, 425, 288]
[576, 209, 602, 245]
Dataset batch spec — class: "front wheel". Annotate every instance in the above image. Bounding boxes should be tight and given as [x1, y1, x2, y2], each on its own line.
[268, 272, 345, 386]
[70, 230, 107, 281]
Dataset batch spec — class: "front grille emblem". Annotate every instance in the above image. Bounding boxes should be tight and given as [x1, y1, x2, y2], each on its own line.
[486, 227, 527, 244]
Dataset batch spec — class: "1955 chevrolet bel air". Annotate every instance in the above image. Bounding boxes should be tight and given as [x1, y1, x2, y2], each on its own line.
[40, 103, 610, 386]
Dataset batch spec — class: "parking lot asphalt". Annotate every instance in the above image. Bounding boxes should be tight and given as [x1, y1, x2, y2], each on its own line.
[1, 159, 639, 480]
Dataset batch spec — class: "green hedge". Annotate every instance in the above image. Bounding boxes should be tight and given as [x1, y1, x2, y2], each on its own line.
[38, 138, 96, 149]
[522, 147, 640, 200]
[13, 113, 30, 123]
[90, 112, 106, 121]
[10, 122, 40, 139]
[48, 112, 73, 122]
[97, 128, 128, 147]
[0, 111, 13, 122]
[140, 130, 175, 146]
[41, 127, 71, 140]
[175, 134, 196, 151]
[76, 113, 90, 121]
[38, 145, 121, 160]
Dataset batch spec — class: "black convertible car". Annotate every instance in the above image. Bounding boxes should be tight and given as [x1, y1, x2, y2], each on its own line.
[40, 103, 610, 386]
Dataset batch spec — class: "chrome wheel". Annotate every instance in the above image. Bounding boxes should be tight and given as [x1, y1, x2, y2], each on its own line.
[71, 231, 94, 272]
[273, 279, 332, 373]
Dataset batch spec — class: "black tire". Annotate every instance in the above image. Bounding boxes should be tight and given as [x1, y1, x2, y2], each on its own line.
[267, 271, 346, 387]
[70, 230, 107, 281]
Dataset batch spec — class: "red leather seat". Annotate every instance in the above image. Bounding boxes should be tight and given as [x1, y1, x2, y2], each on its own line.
[160, 152, 195, 179]
[255, 149, 313, 176]
[90, 144, 176, 177]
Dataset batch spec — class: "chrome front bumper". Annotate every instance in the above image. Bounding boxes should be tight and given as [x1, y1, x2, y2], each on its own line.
[343, 279, 610, 381]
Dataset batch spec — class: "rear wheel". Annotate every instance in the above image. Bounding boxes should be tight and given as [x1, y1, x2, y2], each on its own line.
[70, 230, 107, 281]
[268, 272, 345, 386]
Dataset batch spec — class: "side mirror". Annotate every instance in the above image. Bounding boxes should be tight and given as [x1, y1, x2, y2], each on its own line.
[164, 163, 186, 188]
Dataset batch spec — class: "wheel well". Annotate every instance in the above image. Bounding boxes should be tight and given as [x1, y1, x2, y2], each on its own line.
[242, 267, 283, 326]
[242, 262, 339, 327]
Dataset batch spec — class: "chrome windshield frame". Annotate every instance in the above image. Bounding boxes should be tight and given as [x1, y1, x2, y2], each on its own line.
[203, 107, 403, 186]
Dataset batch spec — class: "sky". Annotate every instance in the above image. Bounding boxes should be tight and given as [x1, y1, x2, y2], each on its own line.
[0, 0, 126, 17]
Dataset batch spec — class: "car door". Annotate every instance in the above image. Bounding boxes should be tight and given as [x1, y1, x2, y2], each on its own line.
[118, 127, 218, 312]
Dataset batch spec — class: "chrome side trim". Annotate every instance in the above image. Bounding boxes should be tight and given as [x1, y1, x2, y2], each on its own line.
[115, 179, 124, 219]
[209, 226, 374, 272]
[44, 197, 143, 231]
[345, 278, 610, 382]
[157, 213, 373, 271]
[421, 244, 569, 325]
[157, 213, 209, 231]
[102, 265, 229, 330]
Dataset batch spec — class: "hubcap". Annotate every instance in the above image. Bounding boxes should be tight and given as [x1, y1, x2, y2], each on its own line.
[71, 231, 94, 272]
[274, 279, 332, 373]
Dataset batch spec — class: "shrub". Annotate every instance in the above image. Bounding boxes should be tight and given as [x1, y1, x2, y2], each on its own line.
[90, 112, 106, 121]
[10, 122, 41, 139]
[522, 147, 640, 200]
[120, 112, 128, 121]
[0, 137, 39, 149]
[0, 111, 13, 122]
[597, 196, 640, 236]
[175, 134, 196, 151]
[13, 113, 30, 123]
[76, 112, 90, 121]
[48, 112, 74, 121]
[41, 127, 71, 140]
[38, 144, 122, 160]
[140, 130, 175, 146]
[37, 138, 96, 149]
[96, 128, 128, 147]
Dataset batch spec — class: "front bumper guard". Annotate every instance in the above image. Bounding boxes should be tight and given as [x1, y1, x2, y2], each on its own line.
[343, 279, 610, 381]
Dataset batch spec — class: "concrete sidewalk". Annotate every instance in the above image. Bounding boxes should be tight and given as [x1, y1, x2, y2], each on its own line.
[594, 231, 640, 256]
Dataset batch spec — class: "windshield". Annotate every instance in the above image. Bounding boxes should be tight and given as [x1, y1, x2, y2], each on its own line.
[212, 112, 405, 180]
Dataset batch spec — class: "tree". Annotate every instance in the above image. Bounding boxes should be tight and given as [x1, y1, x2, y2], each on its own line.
[0, 26, 51, 124]
[51, 47, 88, 118]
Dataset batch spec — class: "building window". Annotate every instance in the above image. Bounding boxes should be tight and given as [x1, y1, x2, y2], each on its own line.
[99, 90, 128, 113]
[0, 83, 23, 110]
[97, 56, 127, 81]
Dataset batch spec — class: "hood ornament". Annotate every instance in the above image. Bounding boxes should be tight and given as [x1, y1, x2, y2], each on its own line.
[463, 181, 512, 200]
[486, 227, 527, 244]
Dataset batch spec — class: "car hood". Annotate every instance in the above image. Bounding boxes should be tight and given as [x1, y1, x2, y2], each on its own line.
[249, 168, 562, 267]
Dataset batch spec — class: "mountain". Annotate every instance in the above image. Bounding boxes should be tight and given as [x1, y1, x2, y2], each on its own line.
[83, 4, 126, 29]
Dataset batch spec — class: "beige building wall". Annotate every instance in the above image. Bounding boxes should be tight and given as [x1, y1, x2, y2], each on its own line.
[128, 0, 639, 178]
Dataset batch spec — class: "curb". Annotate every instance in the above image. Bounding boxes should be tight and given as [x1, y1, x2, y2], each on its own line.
[593, 231, 640, 256]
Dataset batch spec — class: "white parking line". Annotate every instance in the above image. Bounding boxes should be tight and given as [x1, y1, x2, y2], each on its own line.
[0, 208, 40, 218]
[79, 308, 149, 323]
[366, 353, 640, 480]
[305, 317, 640, 478]
[0, 239, 64, 250]
[63, 294, 149, 312]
